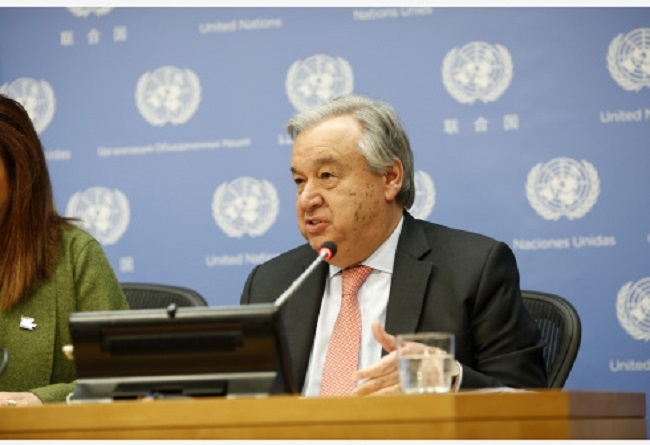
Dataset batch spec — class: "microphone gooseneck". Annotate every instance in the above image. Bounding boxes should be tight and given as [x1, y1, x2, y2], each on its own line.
[274, 241, 337, 308]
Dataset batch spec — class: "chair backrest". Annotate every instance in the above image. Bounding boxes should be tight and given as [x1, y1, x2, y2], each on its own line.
[521, 290, 581, 389]
[120, 282, 208, 309]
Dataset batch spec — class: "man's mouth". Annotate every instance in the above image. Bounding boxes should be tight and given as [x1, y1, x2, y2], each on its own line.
[305, 218, 328, 233]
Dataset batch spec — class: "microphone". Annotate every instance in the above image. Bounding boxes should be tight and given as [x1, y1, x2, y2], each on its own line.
[274, 241, 337, 308]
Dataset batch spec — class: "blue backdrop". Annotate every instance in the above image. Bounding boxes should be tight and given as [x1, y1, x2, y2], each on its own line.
[0, 6, 648, 426]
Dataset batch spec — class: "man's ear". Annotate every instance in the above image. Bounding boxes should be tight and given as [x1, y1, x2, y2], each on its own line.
[384, 159, 404, 202]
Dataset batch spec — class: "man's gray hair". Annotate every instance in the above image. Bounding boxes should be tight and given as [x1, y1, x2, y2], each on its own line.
[287, 94, 415, 209]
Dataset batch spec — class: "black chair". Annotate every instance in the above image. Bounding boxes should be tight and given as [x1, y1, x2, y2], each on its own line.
[120, 282, 208, 309]
[521, 290, 581, 389]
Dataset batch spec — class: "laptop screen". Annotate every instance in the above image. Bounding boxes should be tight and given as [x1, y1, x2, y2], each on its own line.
[67, 303, 297, 402]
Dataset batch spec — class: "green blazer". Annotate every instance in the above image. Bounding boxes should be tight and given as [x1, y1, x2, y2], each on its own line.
[0, 226, 129, 402]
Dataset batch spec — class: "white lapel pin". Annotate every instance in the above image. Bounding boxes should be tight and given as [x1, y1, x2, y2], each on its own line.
[20, 316, 37, 331]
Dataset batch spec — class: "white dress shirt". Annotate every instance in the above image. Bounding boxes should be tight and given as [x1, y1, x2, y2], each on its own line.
[302, 217, 404, 397]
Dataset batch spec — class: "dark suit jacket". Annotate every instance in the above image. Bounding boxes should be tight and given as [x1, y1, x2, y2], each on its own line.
[240, 212, 548, 392]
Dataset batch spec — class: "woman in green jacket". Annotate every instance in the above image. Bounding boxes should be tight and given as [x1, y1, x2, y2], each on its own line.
[0, 94, 129, 406]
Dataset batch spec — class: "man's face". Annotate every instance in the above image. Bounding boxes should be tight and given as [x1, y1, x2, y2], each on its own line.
[290, 115, 400, 268]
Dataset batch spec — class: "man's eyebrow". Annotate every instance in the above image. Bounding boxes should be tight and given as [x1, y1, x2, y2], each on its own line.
[291, 156, 342, 175]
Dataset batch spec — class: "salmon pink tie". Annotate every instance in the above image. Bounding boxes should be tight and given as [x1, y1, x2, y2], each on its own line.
[320, 265, 372, 396]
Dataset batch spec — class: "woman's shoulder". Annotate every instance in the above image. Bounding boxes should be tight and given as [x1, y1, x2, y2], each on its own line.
[60, 224, 101, 252]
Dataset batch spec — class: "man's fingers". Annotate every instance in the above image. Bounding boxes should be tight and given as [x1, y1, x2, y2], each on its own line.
[350, 321, 403, 396]
[371, 320, 397, 353]
[352, 372, 400, 396]
[354, 350, 397, 381]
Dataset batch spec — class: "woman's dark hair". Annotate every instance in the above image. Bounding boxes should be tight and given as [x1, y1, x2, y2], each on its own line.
[0, 94, 72, 310]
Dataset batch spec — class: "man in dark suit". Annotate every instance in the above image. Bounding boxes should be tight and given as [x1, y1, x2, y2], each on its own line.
[240, 94, 547, 396]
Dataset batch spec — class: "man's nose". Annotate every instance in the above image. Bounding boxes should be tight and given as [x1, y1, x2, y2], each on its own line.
[298, 182, 323, 210]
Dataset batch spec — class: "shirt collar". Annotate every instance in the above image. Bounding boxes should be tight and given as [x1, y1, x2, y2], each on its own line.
[328, 215, 404, 278]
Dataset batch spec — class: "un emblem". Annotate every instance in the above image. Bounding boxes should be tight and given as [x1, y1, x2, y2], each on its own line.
[0, 77, 56, 134]
[441, 41, 513, 104]
[135, 65, 202, 127]
[607, 28, 650, 92]
[211, 177, 279, 238]
[409, 170, 436, 220]
[66, 187, 130, 246]
[525, 157, 600, 221]
[67, 7, 112, 17]
[285, 54, 354, 111]
[617, 278, 650, 341]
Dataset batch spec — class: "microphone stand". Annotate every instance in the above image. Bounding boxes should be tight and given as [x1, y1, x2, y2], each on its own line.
[274, 242, 336, 308]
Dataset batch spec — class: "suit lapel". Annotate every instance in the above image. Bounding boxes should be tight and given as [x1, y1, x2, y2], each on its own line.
[385, 213, 434, 339]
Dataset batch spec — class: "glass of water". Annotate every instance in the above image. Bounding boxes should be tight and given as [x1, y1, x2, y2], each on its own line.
[396, 332, 455, 394]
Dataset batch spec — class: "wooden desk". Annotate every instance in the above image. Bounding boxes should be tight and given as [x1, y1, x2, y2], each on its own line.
[0, 390, 645, 439]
